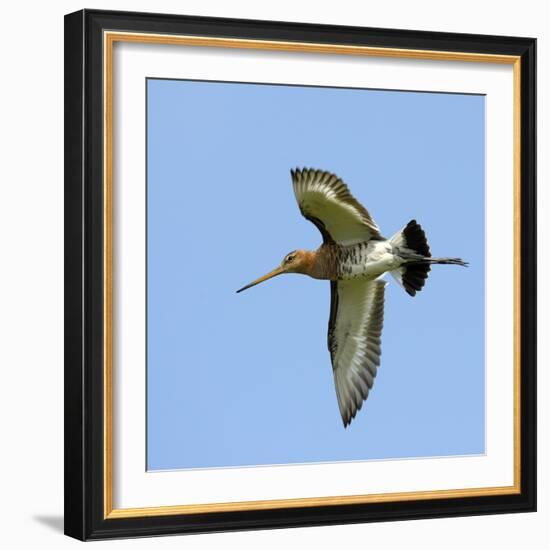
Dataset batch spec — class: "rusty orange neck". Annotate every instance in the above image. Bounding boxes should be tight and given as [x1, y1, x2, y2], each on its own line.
[301, 250, 318, 276]
[299, 247, 339, 280]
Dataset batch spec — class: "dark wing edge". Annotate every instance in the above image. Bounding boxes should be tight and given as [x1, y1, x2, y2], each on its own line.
[306, 215, 334, 245]
[328, 279, 387, 427]
[328, 281, 339, 353]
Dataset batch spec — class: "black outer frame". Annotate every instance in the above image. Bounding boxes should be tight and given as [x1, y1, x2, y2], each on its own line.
[64, 9, 537, 541]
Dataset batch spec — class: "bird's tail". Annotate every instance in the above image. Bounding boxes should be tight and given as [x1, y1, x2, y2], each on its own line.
[389, 219, 467, 297]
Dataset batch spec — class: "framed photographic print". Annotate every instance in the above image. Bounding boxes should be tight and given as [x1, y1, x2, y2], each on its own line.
[64, 9, 536, 541]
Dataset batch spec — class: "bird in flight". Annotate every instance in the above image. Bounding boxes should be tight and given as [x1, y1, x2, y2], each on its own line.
[237, 169, 467, 427]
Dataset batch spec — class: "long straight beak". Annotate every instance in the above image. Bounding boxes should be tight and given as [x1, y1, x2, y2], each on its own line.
[236, 266, 285, 293]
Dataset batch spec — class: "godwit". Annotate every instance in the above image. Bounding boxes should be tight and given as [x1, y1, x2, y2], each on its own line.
[237, 169, 467, 427]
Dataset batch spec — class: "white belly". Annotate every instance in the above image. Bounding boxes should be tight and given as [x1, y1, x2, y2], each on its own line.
[340, 241, 402, 280]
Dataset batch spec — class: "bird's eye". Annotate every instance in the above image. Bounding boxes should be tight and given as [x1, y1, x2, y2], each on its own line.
[286, 255, 295, 263]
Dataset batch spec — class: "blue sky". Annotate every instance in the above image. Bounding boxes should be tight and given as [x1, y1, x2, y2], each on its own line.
[146, 78, 485, 470]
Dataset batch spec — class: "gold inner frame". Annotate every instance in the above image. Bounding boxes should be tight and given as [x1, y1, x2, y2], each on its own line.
[103, 31, 522, 519]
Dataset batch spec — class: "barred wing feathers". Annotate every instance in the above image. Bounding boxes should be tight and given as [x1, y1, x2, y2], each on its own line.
[328, 279, 387, 427]
[291, 168, 383, 245]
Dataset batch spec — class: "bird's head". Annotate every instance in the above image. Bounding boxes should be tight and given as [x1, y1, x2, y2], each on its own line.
[236, 249, 312, 293]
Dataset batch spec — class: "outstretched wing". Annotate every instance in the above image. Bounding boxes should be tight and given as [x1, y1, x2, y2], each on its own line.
[291, 168, 383, 245]
[328, 278, 387, 427]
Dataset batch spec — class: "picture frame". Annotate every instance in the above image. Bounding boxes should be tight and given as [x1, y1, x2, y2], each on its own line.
[64, 8, 536, 541]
